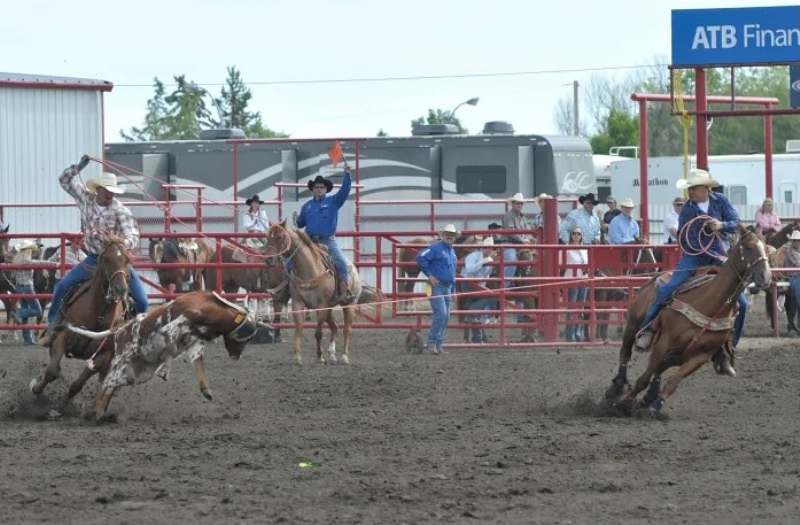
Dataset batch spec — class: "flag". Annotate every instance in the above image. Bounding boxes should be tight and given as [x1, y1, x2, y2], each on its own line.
[328, 141, 344, 167]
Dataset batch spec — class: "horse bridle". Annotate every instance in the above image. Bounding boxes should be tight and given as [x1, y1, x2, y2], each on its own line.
[98, 244, 131, 303]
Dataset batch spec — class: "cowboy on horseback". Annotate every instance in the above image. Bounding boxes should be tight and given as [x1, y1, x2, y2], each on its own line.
[634, 169, 746, 376]
[295, 166, 353, 303]
[38, 156, 149, 346]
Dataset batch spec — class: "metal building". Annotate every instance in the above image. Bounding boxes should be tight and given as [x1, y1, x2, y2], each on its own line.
[0, 72, 112, 233]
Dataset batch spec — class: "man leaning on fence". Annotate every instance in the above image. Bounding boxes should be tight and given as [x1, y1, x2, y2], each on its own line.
[417, 224, 459, 354]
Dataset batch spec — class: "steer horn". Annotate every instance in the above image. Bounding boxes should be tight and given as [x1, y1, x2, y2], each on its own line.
[63, 323, 114, 340]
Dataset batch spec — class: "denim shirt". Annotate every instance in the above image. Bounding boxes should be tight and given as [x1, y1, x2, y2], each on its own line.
[297, 171, 352, 237]
[679, 191, 739, 257]
[417, 240, 457, 285]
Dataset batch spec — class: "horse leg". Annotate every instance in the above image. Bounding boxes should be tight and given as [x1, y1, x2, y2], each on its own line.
[64, 345, 113, 407]
[291, 302, 303, 365]
[192, 355, 213, 400]
[605, 318, 638, 401]
[617, 334, 668, 413]
[30, 333, 66, 395]
[661, 351, 712, 400]
[272, 298, 283, 342]
[315, 312, 326, 364]
[326, 311, 339, 364]
[341, 305, 353, 365]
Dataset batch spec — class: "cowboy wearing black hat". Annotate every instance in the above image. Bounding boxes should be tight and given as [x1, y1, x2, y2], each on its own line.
[559, 192, 601, 244]
[242, 194, 270, 240]
[296, 168, 353, 302]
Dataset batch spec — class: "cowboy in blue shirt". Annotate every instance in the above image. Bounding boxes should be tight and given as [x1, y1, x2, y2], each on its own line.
[417, 224, 459, 354]
[607, 198, 641, 244]
[296, 168, 353, 302]
[635, 169, 745, 376]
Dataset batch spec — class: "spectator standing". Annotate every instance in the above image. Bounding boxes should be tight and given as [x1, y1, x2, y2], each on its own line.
[663, 196, 685, 243]
[416, 224, 459, 354]
[563, 226, 588, 342]
[755, 198, 781, 236]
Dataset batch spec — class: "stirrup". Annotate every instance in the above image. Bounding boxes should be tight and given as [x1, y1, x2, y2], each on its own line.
[633, 327, 653, 352]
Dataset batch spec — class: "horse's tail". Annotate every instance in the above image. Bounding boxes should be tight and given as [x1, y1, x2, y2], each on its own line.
[357, 285, 384, 305]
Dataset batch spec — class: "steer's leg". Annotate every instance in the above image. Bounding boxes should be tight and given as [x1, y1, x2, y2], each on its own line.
[192, 355, 213, 400]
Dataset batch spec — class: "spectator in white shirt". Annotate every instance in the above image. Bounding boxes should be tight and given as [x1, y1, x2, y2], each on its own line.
[460, 237, 498, 342]
[663, 196, 685, 244]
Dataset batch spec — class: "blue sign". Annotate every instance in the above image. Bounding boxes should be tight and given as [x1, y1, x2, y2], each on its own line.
[791, 64, 800, 108]
[672, 6, 800, 66]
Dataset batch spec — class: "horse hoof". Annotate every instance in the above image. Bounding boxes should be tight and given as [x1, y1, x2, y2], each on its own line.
[614, 398, 635, 417]
[47, 409, 62, 420]
[201, 388, 214, 401]
[29, 378, 41, 395]
[339, 355, 350, 365]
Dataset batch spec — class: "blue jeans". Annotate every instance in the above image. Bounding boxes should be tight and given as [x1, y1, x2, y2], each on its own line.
[427, 283, 453, 349]
[790, 276, 800, 308]
[15, 284, 42, 344]
[316, 237, 349, 281]
[566, 287, 587, 341]
[48, 255, 149, 325]
[502, 248, 517, 288]
[641, 255, 748, 346]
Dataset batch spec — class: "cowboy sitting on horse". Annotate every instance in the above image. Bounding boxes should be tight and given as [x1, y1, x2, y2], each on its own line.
[39, 155, 149, 346]
[295, 166, 353, 302]
[634, 169, 746, 376]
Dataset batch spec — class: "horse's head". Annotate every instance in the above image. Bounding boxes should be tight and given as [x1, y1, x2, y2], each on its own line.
[148, 237, 164, 263]
[98, 236, 131, 303]
[263, 221, 294, 258]
[184, 291, 261, 360]
[0, 223, 9, 259]
[732, 224, 771, 291]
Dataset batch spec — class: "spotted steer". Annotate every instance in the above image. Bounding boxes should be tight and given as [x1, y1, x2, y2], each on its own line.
[66, 291, 264, 420]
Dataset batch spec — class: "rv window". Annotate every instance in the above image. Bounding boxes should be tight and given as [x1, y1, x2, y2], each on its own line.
[726, 185, 747, 205]
[785, 190, 793, 203]
[455, 165, 507, 194]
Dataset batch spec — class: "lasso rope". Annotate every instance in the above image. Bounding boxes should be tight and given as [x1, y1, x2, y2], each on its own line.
[677, 214, 726, 259]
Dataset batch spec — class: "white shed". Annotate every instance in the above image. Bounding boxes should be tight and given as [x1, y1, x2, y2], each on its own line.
[0, 72, 112, 235]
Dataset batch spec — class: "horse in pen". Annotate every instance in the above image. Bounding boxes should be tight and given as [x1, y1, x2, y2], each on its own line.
[148, 237, 213, 292]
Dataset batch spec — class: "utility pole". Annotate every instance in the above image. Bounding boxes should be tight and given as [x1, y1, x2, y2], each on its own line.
[572, 80, 580, 136]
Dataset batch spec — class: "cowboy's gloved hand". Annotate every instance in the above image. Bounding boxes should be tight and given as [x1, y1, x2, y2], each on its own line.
[77, 155, 90, 171]
[705, 219, 722, 232]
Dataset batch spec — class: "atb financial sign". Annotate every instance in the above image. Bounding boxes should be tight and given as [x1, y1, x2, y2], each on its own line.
[672, 6, 800, 66]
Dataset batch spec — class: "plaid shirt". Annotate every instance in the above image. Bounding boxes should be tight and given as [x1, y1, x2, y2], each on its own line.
[60, 166, 139, 255]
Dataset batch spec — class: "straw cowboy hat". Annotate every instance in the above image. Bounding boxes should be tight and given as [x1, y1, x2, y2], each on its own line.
[510, 192, 525, 203]
[481, 236, 495, 246]
[619, 197, 635, 208]
[578, 192, 599, 205]
[789, 230, 800, 241]
[245, 194, 265, 206]
[439, 224, 460, 235]
[676, 168, 719, 190]
[307, 175, 333, 192]
[534, 193, 552, 203]
[13, 239, 38, 252]
[86, 172, 125, 194]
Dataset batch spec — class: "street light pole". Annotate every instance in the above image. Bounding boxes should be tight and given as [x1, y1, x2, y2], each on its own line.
[448, 97, 480, 124]
[572, 80, 579, 136]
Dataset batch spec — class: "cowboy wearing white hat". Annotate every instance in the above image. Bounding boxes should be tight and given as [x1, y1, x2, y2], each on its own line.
[635, 168, 744, 377]
[417, 224, 460, 353]
[460, 235, 499, 342]
[607, 197, 641, 244]
[39, 155, 148, 346]
[501, 193, 533, 287]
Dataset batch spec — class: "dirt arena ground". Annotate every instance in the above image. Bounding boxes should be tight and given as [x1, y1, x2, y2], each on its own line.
[1, 306, 799, 524]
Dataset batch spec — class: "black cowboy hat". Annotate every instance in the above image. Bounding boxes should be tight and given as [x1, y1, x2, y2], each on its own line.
[245, 194, 265, 206]
[307, 175, 333, 193]
[578, 192, 599, 205]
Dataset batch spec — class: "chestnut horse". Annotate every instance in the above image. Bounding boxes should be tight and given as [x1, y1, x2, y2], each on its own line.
[263, 221, 364, 364]
[30, 237, 133, 398]
[606, 225, 771, 413]
[148, 238, 212, 292]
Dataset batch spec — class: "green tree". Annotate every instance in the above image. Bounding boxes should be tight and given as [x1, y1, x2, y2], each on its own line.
[121, 78, 170, 141]
[589, 109, 639, 154]
[162, 75, 213, 140]
[376, 129, 388, 137]
[210, 66, 286, 138]
[411, 109, 466, 133]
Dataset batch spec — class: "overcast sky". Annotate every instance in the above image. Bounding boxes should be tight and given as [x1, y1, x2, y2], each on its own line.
[2, 0, 795, 141]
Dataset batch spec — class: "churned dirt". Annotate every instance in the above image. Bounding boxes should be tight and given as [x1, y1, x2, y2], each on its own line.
[1, 309, 799, 524]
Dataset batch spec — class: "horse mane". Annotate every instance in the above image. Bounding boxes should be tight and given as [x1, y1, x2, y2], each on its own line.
[292, 229, 329, 259]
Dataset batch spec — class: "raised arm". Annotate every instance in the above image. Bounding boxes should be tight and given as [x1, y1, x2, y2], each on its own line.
[333, 170, 352, 209]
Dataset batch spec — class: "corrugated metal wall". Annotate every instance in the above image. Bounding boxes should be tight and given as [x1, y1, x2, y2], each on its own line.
[0, 86, 103, 236]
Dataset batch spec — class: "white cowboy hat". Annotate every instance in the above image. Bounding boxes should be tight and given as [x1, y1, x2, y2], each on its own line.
[789, 230, 800, 241]
[13, 239, 38, 252]
[570, 225, 583, 234]
[439, 224, 460, 235]
[86, 172, 125, 195]
[619, 197, 635, 208]
[481, 236, 495, 246]
[510, 192, 525, 203]
[676, 168, 719, 190]
[534, 193, 552, 201]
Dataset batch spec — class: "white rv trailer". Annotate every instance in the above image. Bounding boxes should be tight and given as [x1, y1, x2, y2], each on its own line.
[608, 154, 800, 242]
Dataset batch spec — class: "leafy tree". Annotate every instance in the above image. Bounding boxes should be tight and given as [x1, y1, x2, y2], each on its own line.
[162, 75, 213, 140]
[589, 109, 639, 154]
[121, 78, 170, 141]
[411, 109, 466, 133]
[376, 129, 388, 137]
[210, 66, 286, 138]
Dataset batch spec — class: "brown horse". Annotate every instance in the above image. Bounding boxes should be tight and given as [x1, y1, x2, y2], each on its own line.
[605, 225, 771, 414]
[263, 221, 363, 364]
[149, 237, 212, 292]
[62, 291, 261, 420]
[29, 237, 132, 398]
[205, 241, 289, 342]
